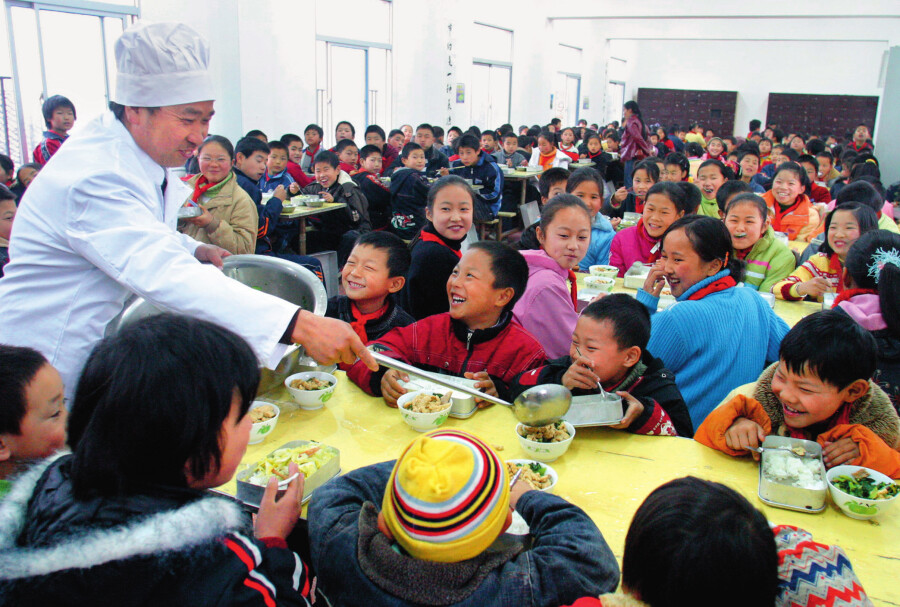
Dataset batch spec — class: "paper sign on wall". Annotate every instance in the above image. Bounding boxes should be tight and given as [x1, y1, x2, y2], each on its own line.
[583, 97, 590, 110]
[456, 84, 465, 103]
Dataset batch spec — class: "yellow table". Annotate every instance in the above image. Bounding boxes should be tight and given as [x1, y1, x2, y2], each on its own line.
[576, 274, 820, 327]
[227, 374, 900, 606]
[279, 202, 347, 255]
[504, 168, 544, 206]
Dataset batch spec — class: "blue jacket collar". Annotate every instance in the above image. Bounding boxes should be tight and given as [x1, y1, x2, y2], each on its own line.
[677, 269, 731, 301]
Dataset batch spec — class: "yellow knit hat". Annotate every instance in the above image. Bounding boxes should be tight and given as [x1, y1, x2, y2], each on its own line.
[381, 428, 510, 563]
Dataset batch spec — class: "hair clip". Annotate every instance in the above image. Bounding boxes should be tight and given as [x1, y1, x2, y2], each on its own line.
[867, 247, 900, 283]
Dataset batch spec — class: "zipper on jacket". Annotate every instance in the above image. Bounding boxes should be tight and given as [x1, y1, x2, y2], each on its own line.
[461, 330, 475, 373]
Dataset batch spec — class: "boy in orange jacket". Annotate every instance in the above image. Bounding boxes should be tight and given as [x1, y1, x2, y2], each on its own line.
[695, 311, 900, 477]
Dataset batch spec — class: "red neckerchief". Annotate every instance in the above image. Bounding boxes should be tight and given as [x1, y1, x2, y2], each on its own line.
[349, 301, 389, 344]
[634, 196, 645, 214]
[419, 230, 462, 258]
[588, 150, 604, 160]
[567, 269, 578, 309]
[828, 253, 846, 294]
[305, 144, 320, 159]
[189, 175, 216, 203]
[735, 247, 752, 261]
[832, 287, 878, 308]
[771, 197, 805, 233]
[786, 402, 853, 440]
[636, 219, 662, 263]
[687, 275, 737, 301]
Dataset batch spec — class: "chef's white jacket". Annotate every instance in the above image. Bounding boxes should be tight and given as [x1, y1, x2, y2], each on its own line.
[0, 112, 297, 396]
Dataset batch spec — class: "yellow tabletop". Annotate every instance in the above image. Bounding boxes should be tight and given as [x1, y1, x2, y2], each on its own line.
[227, 374, 900, 606]
[576, 274, 820, 327]
[504, 169, 544, 180]
[280, 201, 346, 219]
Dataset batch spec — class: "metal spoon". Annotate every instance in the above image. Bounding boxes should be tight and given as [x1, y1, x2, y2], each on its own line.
[574, 345, 612, 399]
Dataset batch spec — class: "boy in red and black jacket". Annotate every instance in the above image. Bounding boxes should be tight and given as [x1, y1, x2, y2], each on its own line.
[32, 95, 75, 166]
[348, 241, 545, 405]
[352, 145, 391, 231]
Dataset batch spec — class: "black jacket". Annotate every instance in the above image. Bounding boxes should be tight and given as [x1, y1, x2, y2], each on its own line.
[510, 352, 694, 437]
[388, 168, 430, 239]
[352, 170, 392, 231]
[326, 295, 414, 343]
[0, 455, 311, 607]
[384, 145, 450, 177]
[400, 223, 463, 320]
[302, 175, 371, 238]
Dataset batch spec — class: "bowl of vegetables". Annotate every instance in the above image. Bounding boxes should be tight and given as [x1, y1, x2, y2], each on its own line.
[826, 465, 899, 520]
[515, 421, 575, 462]
[248, 401, 280, 444]
[284, 372, 337, 410]
[506, 459, 558, 492]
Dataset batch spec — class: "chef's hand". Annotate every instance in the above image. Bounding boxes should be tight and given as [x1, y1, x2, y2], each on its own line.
[290, 311, 378, 370]
[194, 244, 231, 269]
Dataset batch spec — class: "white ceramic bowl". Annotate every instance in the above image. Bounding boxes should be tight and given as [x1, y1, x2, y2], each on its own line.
[826, 465, 899, 520]
[584, 276, 615, 293]
[397, 390, 452, 432]
[515, 421, 575, 462]
[248, 401, 280, 444]
[284, 372, 337, 410]
[506, 459, 558, 492]
[589, 265, 618, 279]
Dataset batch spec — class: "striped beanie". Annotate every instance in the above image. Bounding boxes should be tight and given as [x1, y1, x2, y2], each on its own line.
[381, 428, 510, 563]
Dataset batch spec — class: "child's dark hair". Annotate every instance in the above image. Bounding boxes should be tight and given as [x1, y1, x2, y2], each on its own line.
[698, 158, 734, 181]
[646, 181, 690, 214]
[335, 121, 355, 138]
[675, 182, 701, 214]
[518, 135, 534, 149]
[415, 123, 435, 136]
[538, 167, 570, 198]
[400, 142, 423, 160]
[234, 136, 269, 159]
[426, 175, 475, 211]
[198, 135, 234, 161]
[565, 167, 603, 194]
[0, 154, 13, 176]
[358, 144, 382, 161]
[267, 140, 287, 153]
[819, 203, 878, 256]
[781, 148, 800, 162]
[835, 180, 883, 214]
[737, 149, 760, 168]
[604, 130, 620, 143]
[850, 160, 881, 182]
[313, 149, 340, 169]
[806, 139, 826, 156]
[773, 161, 810, 189]
[244, 129, 267, 141]
[539, 194, 591, 233]
[42, 95, 76, 129]
[715, 180, 754, 214]
[815, 150, 834, 166]
[481, 131, 497, 142]
[334, 139, 358, 154]
[433, 126, 444, 139]
[67, 314, 260, 499]
[725, 193, 768, 222]
[582, 294, 651, 353]
[664, 152, 689, 178]
[502, 132, 519, 143]
[684, 141, 704, 158]
[662, 215, 745, 281]
[797, 153, 818, 173]
[304, 123, 324, 138]
[388, 128, 404, 141]
[468, 241, 529, 310]
[365, 124, 386, 141]
[632, 158, 660, 182]
[456, 134, 481, 152]
[779, 311, 877, 388]
[0, 184, 15, 202]
[749, 119, 762, 132]
[537, 129, 555, 146]
[0, 345, 49, 436]
[585, 131, 601, 145]
[353, 231, 411, 278]
[280, 133, 301, 146]
[447, 126, 463, 138]
[623, 476, 777, 607]
[845, 230, 900, 338]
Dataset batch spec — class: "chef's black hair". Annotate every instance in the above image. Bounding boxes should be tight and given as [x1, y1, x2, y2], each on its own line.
[468, 241, 529, 311]
[0, 345, 48, 436]
[67, 314, 259, 499]
[623, 477, 777, 607]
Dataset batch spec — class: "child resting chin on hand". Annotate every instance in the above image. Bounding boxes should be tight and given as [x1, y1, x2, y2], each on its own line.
[695, 311, 900, 477]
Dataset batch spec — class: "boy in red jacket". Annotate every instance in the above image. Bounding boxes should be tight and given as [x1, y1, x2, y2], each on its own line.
[348, 241, 545, 405]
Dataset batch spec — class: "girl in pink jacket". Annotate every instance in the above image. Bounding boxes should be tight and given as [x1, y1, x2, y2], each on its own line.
[513, 195, 592, 358]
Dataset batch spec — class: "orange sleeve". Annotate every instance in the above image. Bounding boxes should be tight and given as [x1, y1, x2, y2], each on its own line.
[817, 424, 900, 479]
[694, 395, 773, 456]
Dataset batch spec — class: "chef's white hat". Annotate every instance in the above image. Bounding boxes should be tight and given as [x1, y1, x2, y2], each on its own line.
[112, 21, 215, 107]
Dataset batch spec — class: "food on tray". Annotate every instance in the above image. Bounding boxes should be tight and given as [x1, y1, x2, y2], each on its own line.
[403, 392, 450, 413]
[519, 421, 571, 443]
[831, 470, 899, 500]
[507, 461, 553, 490]
[246, 443, 335, 486]
[290, 377, 333, 391]
[250, 404, 277, 423]
[762, 448, 825, 490]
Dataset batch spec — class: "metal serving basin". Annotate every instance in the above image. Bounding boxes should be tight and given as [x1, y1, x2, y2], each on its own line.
[105, 254, 327, 393]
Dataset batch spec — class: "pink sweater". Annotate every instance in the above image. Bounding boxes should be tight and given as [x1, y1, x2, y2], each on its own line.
[609, 221, 661, 277]
[513, 249, 578, 359]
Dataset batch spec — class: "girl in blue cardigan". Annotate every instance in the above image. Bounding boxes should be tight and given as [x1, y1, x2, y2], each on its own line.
[637, 216, 790, 428]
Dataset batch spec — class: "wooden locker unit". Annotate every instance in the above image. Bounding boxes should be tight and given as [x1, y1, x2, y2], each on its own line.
[637, 88, 738, 136]
[766, 93, 878, 139]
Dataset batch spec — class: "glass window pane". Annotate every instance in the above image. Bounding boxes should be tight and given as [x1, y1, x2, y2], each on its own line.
[9, 7, 43, 160]
[489, 66, 510, 125]
[40, 10, 106, 126]
[316, 0, 390, 45]
[367, 48, 391, 128]
[327, 45, 367, 145]
[469, 63, 491, 129]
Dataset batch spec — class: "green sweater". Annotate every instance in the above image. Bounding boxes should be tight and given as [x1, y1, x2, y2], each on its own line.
[737, 227, 797, 292]
[698, 195, 720, 218]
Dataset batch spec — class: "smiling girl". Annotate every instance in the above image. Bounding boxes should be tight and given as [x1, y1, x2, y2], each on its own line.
[638, 216, 789, 427]
[513, 195, 592, 358]
[695, 159, 732, 218]
[558, 127, 580, 162]
[762, 162, 819, 241]
[724, 193, 795, 292]
[528, 130, 572, 171]
[773, 204, 878, 301]
[604, 158, 659, 221]
[402, 176, 475, 320]
[610, 182, 688, 277]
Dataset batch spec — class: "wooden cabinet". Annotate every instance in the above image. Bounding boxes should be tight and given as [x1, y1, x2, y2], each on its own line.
[637, 88, 738, 136]
[766, 93, 878, 139]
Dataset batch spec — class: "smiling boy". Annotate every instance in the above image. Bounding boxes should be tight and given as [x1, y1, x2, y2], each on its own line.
[696, 311, 900, 476]
[450, 134, 504, 218]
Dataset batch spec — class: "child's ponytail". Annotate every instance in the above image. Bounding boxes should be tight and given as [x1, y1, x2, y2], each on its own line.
[844, 230, 900, 338]
[663, 215, 746, 282]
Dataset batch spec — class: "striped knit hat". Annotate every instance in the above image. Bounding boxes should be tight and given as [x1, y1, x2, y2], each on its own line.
[381, 428, 510, 563]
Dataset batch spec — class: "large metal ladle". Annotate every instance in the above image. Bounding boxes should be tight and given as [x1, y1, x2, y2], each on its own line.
[370, 351, 571, 426]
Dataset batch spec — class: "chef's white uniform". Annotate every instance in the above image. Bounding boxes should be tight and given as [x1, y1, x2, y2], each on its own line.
[0, 112, 297, 396]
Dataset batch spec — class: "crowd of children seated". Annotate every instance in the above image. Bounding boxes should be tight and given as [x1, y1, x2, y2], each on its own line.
[2, 106, 900, 606]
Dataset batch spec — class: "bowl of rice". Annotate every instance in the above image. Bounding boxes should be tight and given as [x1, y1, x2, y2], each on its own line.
[584, 276, 615, 293]
[516, 421, 575, 462]
[284, 372, 337, 410]
[589, 265, 619, 279]
[506, 459, 558, 492]
[826, 465, 899, 520]
[397, 390, 452, 432]
[248, 401, 280, 444]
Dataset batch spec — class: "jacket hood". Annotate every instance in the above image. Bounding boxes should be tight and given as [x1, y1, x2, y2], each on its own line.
[390, 167, 423, 187]
[520, 248, 570, 278]
[836, 294, 888, 332]
[593, 213, 614, 233]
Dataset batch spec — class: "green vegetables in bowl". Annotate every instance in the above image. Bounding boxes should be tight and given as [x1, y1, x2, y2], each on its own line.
[831, 474, 899, 500]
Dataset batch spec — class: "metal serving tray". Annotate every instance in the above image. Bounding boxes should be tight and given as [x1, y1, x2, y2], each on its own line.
[565, 394, 624, 428]
[757, 436, 827, 513]
[236, 440, 341, 509]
